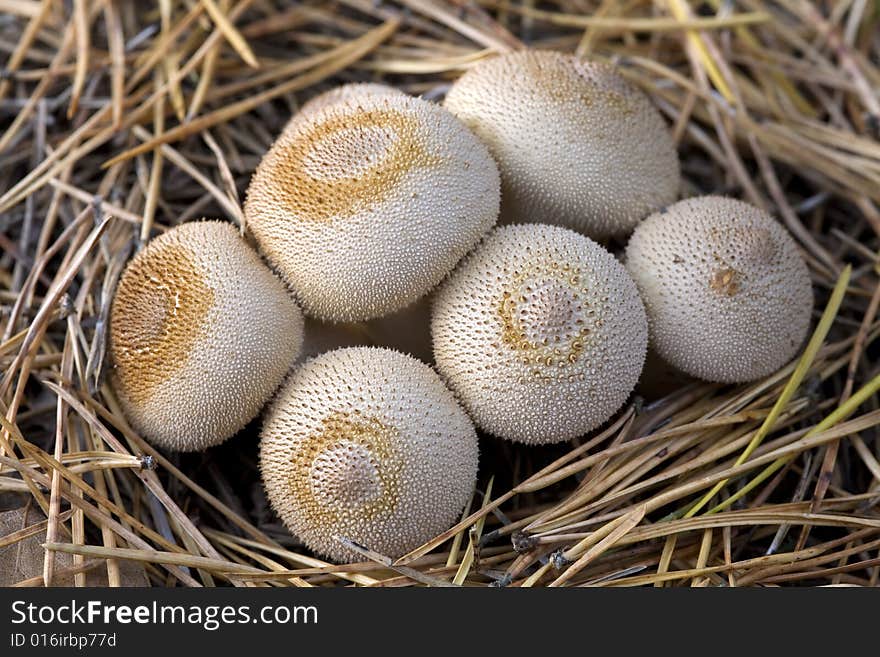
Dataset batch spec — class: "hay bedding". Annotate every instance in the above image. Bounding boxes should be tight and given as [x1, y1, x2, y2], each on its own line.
[0, 0, 879, 587]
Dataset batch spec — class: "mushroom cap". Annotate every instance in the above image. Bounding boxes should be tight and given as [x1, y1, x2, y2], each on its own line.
[109, 221, 304, 451]
[260, 347, 478, 562]
[444, 50, 680, 240]
[244, 93, 501, 322]
[287, 82, 405, 131]
[624, 196, 814, 383]
[432, 223, 648, 445]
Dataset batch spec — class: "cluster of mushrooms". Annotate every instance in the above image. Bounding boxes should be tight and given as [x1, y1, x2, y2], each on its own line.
[108, 50, 814, 563]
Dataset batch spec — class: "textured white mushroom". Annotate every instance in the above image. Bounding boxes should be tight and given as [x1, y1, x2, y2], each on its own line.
[260, 347, 478, 562]
[109, 221, 304, 451]
[432, 223, 648, 444]
[624, 196, 814, 383]
[244, 93, 501, 322]
[444, 50, 680, 240]
[287, 82, 405, 132]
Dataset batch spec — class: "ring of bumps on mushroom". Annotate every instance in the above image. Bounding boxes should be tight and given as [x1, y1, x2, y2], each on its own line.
[443, 50, 680, 240]
[109, 221, 304, 451]
[244, 93, 501, 322]
[259, 347, 479, 563]
[432, 224, 648, 445]
[624, 196, 814, 383]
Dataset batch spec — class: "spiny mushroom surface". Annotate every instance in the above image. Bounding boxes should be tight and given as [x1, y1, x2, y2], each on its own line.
[260, 347, 478, 562]
[109, 221, 304, 451]
[432, 224, 648, 445]
[244, 93, 500, 322]
[624, 196, 814, 383]
[444, 50, 680, 240]
[287, 82, 405, 131]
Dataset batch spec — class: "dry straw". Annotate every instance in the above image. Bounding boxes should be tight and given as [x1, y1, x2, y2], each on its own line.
[1, 0, 879, 587]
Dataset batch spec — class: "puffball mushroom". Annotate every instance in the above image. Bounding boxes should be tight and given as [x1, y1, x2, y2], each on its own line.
[444, 50, 680, 240]
[109, 221, 304, 452]
[624, 196, 814, 383]
[432, 224, 648, 445]
[289, 82, 405, 129]
[260, 347, 478, 563]
[244, 93, 501, 322]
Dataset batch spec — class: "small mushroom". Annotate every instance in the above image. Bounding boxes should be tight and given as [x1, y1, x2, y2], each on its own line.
[624, 196, 814, 383]
[259, 347, 478, 562]
[444, 50, 680, 240]
[432, 223, 648, 445]
[109, 220, 304, 451]
[244, 92, 500, 322]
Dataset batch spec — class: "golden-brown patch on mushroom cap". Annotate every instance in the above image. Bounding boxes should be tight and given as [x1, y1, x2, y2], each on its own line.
[260, 347, 478, 563]
[262, 108, 443, 224]
[432, 223, 648, 445]
[290, 412, 403, 527]
[110, 221, 304, 451]
[285, 82, 405, 133]
[110, 242, 213, 404]
[244, 93, 500, 322]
